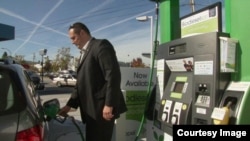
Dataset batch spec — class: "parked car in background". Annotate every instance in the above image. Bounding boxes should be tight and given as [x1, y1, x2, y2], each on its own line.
[26, 69, 44, 90]
[58, 69, 77, 76]
[47, 72, 59, 80]
[0, 58, 48, 141]
[52, 74, 77, 87]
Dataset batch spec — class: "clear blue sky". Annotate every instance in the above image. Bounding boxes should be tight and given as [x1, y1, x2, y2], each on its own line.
[0, 0, 223, 65]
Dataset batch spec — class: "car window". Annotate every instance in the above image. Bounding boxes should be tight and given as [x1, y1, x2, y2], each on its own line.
[23, 70, 39, 108]
[0, 70, 15, 112]
[61, 75, 67, 79]
[72, 75, 77, 79]
[24, 70, 36, 90]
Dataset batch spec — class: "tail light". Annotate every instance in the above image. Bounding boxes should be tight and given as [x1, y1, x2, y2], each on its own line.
[16, 125, 43, 141]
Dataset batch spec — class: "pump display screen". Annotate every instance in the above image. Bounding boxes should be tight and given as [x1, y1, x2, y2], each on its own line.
[173, 82, 185, 93]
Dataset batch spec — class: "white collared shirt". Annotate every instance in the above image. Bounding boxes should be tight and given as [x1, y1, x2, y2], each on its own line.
[79, 38, 92, 63]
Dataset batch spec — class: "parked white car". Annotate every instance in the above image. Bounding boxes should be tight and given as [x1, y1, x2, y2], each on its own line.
[52, 74, 77, 87]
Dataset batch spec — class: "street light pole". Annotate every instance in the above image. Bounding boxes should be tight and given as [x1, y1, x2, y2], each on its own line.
[136, 16, 153, 68]
[135, 15, 155, 141]
[39, 49, 47, 83]
[41, 55, 44, 83]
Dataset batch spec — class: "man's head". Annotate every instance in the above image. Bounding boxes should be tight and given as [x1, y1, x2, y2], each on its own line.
[68, 22, 91, 49]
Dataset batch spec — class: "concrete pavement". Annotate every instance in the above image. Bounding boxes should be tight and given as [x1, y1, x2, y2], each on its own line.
[40, 77, 82, 121]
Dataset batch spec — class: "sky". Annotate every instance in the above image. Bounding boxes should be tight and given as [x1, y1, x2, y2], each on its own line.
[0, 0, 224, 66]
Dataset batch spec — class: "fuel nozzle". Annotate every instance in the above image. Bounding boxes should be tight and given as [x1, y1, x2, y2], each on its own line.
[213, 100, 233, 125]
[43, 99, 60, 121]
[225, 101, 233, 108]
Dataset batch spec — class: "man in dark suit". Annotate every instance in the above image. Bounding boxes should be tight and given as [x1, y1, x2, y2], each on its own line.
[58, 22, 127, 141]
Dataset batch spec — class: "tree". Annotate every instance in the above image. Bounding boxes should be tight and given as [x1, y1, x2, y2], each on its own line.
[44, 59, 52, 72]
[130, 57, 146, 68]
[1, 51, 8, 59]
[54, 47, 71, 70]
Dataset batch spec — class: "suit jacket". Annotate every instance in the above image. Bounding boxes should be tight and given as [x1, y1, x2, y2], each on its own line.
[67, 38, 127, 121]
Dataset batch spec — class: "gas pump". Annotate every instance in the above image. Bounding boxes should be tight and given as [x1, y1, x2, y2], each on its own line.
[153, 32, 232, 138]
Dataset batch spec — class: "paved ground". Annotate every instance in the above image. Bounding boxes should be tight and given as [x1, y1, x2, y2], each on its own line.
[40, 77, 147, 141]
[40, 77, 82, 121]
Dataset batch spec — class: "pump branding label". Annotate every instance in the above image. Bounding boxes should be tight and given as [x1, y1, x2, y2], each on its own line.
[126, 90, 147, 121]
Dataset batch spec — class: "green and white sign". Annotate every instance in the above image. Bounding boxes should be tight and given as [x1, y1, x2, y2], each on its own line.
[181, 2, 221, 38]
[112, 67, 156, 141]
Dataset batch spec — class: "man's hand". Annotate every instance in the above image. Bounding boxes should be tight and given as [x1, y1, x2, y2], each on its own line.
[58, 105, 71, 117]
[103, 105, 114, 121]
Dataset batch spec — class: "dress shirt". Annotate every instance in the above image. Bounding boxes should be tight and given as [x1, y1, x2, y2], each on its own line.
[79, 38, 92, 63]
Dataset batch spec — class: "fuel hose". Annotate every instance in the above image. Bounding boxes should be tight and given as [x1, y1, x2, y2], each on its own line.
[70, 116, 85, 141]
[134, 2, 160, 141]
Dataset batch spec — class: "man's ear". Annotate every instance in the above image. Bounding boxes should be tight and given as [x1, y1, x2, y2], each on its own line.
[80, 29, 85, 36]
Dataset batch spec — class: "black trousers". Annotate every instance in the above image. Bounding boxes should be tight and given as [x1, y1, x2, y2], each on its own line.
[85, 114, 115, 141]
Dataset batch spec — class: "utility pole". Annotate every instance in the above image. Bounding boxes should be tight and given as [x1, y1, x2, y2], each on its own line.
[190, 0, 195, 12]
[33, 53, 36, 67]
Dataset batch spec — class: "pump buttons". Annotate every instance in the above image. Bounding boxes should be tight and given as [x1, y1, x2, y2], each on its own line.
[171, 115, 178, 124]
[161, 112, 168, 122]
[198, 83, 208, 92]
